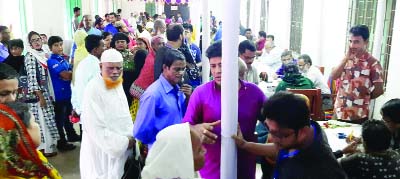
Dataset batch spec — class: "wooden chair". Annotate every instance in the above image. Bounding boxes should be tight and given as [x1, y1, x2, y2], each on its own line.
[287, 88, 324, 120]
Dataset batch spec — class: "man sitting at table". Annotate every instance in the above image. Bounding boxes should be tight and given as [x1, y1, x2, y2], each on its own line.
[340, 119, 400, 179]
[381, 98, 400, 151]
[275, 62, 314, 93]
[275, 50, 297, 79]
[232, 91, 347, 179]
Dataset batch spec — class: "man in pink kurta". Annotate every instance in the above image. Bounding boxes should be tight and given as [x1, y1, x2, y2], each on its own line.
[182, 41, 266, 179]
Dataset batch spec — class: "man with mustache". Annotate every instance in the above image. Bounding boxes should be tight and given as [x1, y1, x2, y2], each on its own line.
[330, 25, 384, 123]
[79, 49, 135, 178]
[133, 49, 191, 148]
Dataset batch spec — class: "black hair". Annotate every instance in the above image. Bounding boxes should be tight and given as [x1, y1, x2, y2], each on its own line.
[8, 39, 24, 50]
[73, 7, 80, 13]
[381, 98, 400, 124]
[238, 40, 256, 54]
[362, 119, 392, 152]
[298, 54, 312, 66]
[39, 34, 47, 38]
[163, 49, 186, 68]
[245, 28, 252, 32]
[349, 25, 369, 41]
[110, 33, 130, 48]
[95, 15, 100, 20]
[117, 9, 122, 14]
[102, 31, 112, 39]
[206, 40, 222, 59]
[258, 31, 267, 38]
[153, 14, 159, 20]
[134, 49, 148, 74]
[48, 36, 63, 50]
[28, 31, 41, 44]
[281, 50, 292, 58]
[105, 13, 109, 17]
[166, 24, 184, 41]
[4, 102, 31, 128]
[0, 25, 8, 33]
[95, 18, 103, 27]
[284, 62, 300, 75]
[109, 12, 117, 17]
[85, 35, 103, 53]
[262, 91, 310, 131]
[266, 35, 274, 41]
[0, 63, 18, 80]
[183, 23, 193, 32]
[137, 24, 144, 33]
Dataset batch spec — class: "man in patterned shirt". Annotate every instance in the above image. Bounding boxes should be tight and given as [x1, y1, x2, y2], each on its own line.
[330, 25, 384, 123]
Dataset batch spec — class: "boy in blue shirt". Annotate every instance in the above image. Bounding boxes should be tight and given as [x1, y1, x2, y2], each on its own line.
[47, 36, 79, 151]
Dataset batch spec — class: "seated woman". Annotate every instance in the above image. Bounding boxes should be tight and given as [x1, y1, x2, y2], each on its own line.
[381, 98, 400, 151]
[0, 102, 61, 178]
[141, 123, 205, 179]
[275, 62, 314, 92]
[340, 120, 400, 179]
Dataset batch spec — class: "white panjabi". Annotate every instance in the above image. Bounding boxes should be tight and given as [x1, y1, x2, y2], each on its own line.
[141, 122, 196, 179]
[101, 49, 123, 63]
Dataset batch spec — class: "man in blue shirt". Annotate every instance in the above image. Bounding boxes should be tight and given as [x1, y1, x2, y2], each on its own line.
[133, 49, 192, 147]
[47, 36, 79, 151]
[183, 23, 202, 65]
[104, 12, 118, 35]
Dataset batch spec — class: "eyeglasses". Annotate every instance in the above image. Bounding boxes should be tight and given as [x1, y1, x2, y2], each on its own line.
[30, 38, 42, 43]
[171, 67, 186, 73]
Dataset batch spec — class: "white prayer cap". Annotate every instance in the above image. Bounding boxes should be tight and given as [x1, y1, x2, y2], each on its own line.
[100, 49, 123, 63]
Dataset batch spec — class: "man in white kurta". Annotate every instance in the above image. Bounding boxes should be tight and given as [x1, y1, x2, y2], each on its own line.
[80, 49, 134, 179]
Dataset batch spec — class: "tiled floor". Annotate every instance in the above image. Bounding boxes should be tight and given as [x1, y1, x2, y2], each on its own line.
[47, 142, 81, 179]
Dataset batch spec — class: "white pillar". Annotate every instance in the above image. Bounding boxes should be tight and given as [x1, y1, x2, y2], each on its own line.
[372, 0, 386, 58]
[201, 0, 210, 83]
[221, 0, 240, 178]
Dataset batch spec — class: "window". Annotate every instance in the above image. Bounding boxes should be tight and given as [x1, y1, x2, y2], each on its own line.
[380, 0, 396, 88]
[346, 0, 378, 52]
[289, 0, 304, 54]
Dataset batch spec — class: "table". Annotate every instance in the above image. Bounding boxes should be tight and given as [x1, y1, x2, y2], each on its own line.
[258, 80, 279, 97]
[317, 120, 362, 152]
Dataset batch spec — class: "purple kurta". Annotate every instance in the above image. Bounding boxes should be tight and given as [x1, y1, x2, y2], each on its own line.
[182, 80, 266, 179]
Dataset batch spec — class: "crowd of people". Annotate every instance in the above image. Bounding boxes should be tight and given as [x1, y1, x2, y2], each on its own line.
[0, 5, 399, 179]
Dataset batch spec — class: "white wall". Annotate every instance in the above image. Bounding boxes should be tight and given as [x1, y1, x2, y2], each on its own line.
[0, 0, 24, 39]
[267, 0, 291, 49]
[26, 0, 67, 39]
[120, 0, 145, 18]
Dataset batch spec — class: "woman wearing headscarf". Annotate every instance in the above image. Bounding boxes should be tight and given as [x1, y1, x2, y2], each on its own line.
[24, 31, 60, 156]
[129, 36, 159, 122]
[275, 62, 315, 92]
[141, 123, 205, 179]
[71, 29, 89, 84]
[111, 33, 135, 106]
[0, 102, 61, 178]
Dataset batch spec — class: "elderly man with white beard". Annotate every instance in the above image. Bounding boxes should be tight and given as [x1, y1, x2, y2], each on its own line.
[79, 49, 135, 178]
